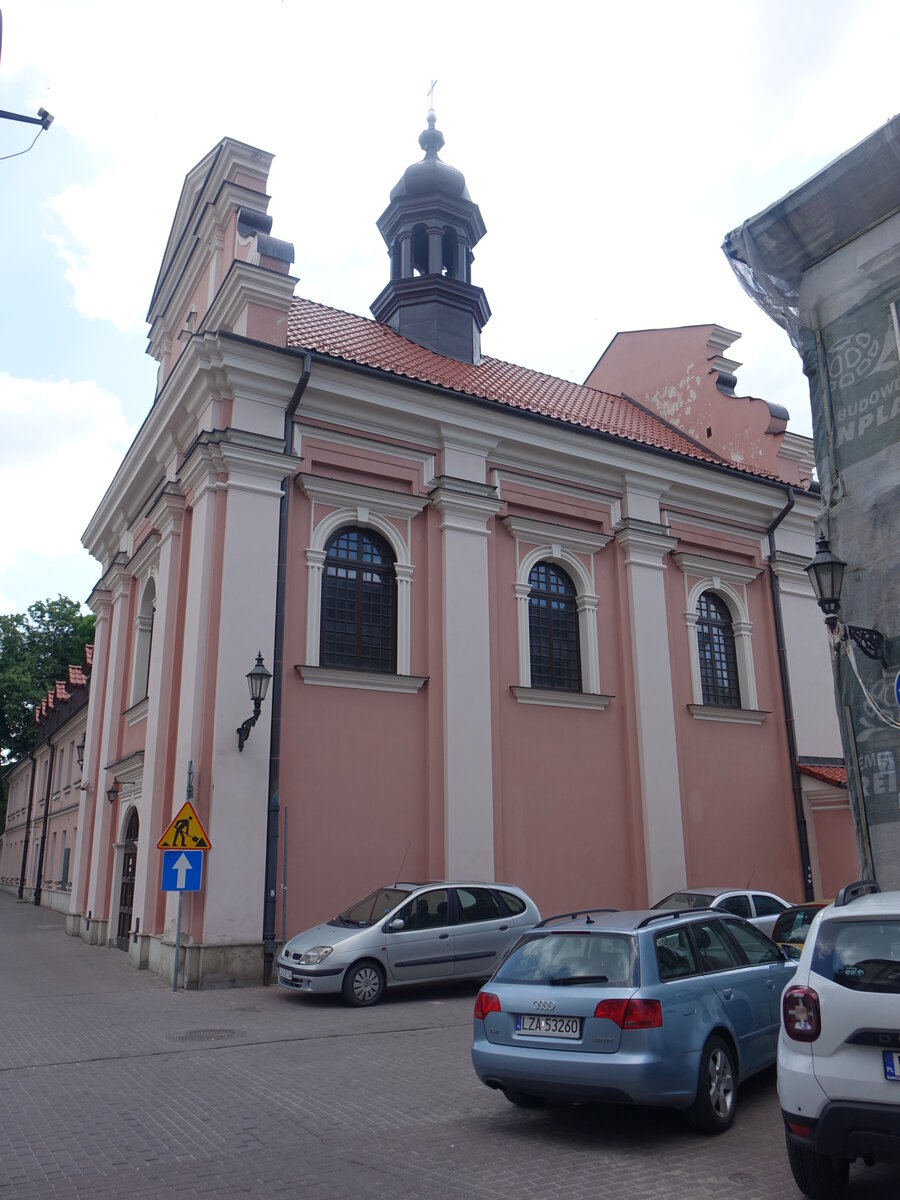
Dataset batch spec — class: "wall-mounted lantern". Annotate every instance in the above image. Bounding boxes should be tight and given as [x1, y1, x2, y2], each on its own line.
[805, 535, 886, 663]
[236, 652, 272, 752]
[75, 733, 85, 769]
[106, 781, 120, 805]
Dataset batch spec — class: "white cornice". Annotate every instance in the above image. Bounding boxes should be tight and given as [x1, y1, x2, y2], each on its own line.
[502, 516, 612, 554]
[672, 553, 763, 587]
[297, 474, 428, 520]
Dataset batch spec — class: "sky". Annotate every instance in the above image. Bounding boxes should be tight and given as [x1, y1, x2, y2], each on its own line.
[1, 0, 898, 616]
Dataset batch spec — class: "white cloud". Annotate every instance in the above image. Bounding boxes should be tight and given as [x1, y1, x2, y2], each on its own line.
[0, 373, 136, 604]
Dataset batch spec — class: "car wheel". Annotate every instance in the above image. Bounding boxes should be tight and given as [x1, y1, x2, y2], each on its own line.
[684, 1034, 737, 1133]
[503, 1089, 546, 1109]
[785, 1132, 849, 1200]
[341, 961, 385, 1007]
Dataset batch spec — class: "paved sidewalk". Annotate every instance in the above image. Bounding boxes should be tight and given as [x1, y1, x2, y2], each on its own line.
[0, 891, 896, 1198]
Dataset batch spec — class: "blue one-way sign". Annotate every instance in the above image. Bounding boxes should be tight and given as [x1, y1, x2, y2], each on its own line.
[161, 848, 204, 892]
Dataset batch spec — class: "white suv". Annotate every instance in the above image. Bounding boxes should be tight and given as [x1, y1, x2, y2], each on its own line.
[777, 880, 900, 1199]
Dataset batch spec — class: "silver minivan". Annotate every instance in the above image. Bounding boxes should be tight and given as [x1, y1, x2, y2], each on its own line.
[277, 881, 541, 1005]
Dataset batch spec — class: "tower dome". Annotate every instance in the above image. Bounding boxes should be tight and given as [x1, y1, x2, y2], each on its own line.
[371, 111, 490, 364]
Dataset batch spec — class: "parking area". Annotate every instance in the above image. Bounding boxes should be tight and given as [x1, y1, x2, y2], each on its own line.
[0, 892, 896, 1199]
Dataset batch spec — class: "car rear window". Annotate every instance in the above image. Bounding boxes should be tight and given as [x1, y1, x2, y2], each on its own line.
[495, 890, 527, 916]
[752, 894, 787, 917]
[654, 891, 715, 910]
[494, 932, 638, 986]
[655, 928, 698, 980]
[811, 919, 900, 993]
[717, 894, 752, 919]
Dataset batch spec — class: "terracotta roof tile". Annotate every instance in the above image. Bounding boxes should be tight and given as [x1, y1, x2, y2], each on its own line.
[55, 681, 70, 701]
[286, 298, 780, 479]
[798, 764, 847, 787]
[84, 645, 93, 666]
[68, 665, 87, 687]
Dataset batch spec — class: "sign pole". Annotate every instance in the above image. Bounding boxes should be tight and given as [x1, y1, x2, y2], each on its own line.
[173, 889, 183, 992]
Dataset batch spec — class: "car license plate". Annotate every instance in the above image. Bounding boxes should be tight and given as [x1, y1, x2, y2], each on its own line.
[515, 1013, 580, 1038]
[884, 1051, 900, 1081]
[278, 967, 292, 983]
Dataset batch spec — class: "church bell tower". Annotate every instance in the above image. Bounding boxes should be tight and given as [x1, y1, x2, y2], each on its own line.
[371, 110, 491, 364]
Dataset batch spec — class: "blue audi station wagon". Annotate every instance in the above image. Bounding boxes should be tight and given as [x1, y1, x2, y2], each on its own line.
[472, 907, 796, 1131]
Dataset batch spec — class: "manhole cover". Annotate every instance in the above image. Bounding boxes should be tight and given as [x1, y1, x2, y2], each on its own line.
[172, 1028, 236, 1042]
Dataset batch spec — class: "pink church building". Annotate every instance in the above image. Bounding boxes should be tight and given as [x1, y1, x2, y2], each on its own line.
[2, 117, 857, 985]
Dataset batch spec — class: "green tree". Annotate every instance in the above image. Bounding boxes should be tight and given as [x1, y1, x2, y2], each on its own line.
[0, 597, 95, 777]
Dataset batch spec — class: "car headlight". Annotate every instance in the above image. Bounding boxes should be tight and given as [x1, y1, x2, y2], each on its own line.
[298, 945, 333, 966]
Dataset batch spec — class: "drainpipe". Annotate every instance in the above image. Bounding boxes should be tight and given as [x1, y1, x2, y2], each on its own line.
[17, 751, 37, 900]
[766, 487, 815, 901]
[262, 353, 311, 984]
[33, 740, 56, 907]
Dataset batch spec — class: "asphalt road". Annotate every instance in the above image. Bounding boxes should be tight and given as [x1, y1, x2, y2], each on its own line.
[0, 891, 896, 1199]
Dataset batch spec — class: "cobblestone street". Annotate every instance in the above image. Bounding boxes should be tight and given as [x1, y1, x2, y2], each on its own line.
[0, 892, 896, 1199]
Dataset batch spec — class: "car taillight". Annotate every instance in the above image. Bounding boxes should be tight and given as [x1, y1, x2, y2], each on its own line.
[783, 985, 820, 1042]
[593, 998, 662, 1029]
[474, 991, 501, 1020]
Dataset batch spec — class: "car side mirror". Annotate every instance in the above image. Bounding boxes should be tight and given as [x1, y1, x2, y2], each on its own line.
[387, 918, 405, 932]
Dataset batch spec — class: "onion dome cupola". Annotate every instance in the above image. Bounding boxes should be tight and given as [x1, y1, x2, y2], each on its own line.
[371, 110, 491, 364]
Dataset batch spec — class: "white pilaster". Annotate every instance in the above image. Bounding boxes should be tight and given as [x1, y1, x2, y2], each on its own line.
[615, 518, 686, 902]
[430, 479, 502, 881]
[85, 560, 133, 936]
[129, 488, 184, 958]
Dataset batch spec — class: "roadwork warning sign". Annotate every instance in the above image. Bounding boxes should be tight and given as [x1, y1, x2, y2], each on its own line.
[157, 802, 211, 850]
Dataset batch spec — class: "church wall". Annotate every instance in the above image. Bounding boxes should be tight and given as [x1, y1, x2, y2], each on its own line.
[664, 543, 806, 904]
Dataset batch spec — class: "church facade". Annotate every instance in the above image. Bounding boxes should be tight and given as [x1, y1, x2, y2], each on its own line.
[4, 117, 855, 985]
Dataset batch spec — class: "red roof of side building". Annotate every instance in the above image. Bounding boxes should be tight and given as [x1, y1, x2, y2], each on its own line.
[286, 298, 782, 480]
[798, 764, 847, 787]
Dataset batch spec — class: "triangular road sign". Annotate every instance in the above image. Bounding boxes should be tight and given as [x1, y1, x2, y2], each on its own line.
[157, 802, 211, 850]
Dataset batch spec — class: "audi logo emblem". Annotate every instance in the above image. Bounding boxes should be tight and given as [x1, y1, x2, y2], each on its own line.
[532, 999, 556, 1012]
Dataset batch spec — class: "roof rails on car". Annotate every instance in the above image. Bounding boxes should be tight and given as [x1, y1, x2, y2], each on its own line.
[535, 908, 619, 928]
[636, 908, 718, 929]
[834, 879, 881, 907]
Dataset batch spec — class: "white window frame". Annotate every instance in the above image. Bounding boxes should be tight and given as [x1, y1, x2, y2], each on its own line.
[673, 553, 765, 722]
[503, 516, 612, 706]
[298, 476, 427, 685]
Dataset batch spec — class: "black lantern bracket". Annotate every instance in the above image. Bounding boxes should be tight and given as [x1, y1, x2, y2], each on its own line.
[237, 652, 272, 751]
[805, 536, 887, 667]
[825, 614, 887, 666]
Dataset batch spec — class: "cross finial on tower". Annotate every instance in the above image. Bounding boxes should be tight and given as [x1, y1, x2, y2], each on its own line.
[427, 79, 437, 110]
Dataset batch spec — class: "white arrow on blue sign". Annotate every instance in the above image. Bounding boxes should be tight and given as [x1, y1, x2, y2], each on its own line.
[161, 848, 204, 892]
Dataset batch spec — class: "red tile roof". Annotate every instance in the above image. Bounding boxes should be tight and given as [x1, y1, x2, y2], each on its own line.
[286, 298, 780, 479]
[798, 764, 847, 787]
[32, 647, 94, 730]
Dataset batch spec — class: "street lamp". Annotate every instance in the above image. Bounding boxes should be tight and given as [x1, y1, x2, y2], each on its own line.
[106, 781, 120, 805]
[804, 535, 886, 663]
[75, 733, 85, 769]
[236, 652, 272, 751]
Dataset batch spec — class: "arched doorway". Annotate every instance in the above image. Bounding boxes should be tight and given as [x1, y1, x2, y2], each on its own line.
[116, 809, 139, 951]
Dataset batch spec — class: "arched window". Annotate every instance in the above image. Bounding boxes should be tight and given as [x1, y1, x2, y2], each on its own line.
[528, 562, 581, 691]
[321, 527, 397, 672]
[131, 578, 156, 704]
[696, 591, 740, 707]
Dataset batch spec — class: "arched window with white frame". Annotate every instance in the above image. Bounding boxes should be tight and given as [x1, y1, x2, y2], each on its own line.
[674, 554, 764, 723]
[321, 526, 397, 673]
[527, 561, 581, 691]
[131, 578, 156, 705]
[696, 590, 740, 707]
